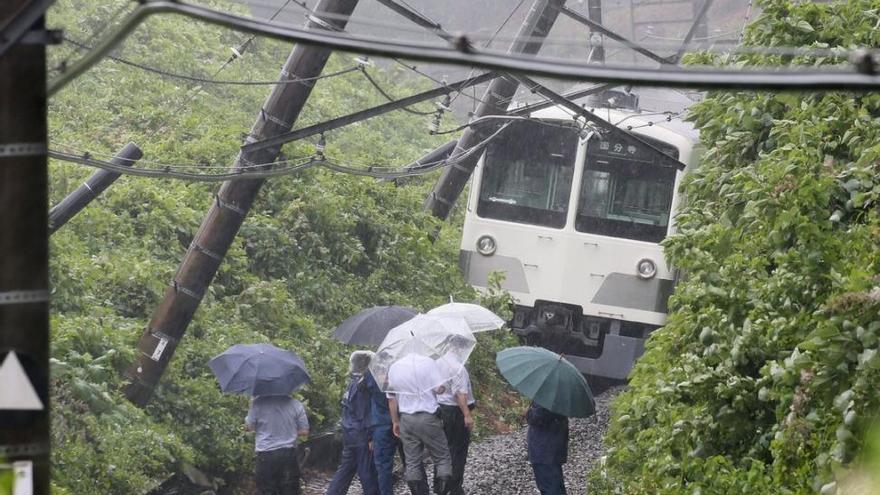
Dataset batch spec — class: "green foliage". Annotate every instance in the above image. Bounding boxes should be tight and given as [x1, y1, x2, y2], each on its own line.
[593, 0, 880, 493]
[47, 1, 518, 493]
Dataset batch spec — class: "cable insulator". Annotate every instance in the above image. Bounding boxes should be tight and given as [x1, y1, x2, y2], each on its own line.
[354, 55, 372, 68]
[315, 134, 326, 160]
[435, 94, 451, 112]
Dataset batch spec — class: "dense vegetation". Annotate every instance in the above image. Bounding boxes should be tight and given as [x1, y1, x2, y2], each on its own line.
[592, 0, 880, 493]
[46, 1, 523, 493]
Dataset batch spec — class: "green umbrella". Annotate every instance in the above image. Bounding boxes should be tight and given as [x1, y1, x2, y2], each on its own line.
[496, 346, 595, 418]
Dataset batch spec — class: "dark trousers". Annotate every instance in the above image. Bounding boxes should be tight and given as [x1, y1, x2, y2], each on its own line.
[531, 463, 566, 495]
[256, 447, 300, 495]
[437, 405, 471, 495]
[371, 425, 397, 495]
[326, 442, 379, 495]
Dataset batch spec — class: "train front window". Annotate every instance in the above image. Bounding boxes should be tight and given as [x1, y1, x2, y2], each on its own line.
[477, 120, 579, 228]
[576, 135, 678, 242]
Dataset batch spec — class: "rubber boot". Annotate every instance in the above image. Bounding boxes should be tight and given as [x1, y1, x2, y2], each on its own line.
[433, 476, 452, 495]
[407, 479, 430, 495]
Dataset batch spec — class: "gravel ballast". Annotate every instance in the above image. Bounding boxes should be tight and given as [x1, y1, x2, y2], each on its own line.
[303, 386, 622, 495]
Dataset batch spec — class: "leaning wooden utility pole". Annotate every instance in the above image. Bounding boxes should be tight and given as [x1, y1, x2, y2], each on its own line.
[124, 0, 360, 406]
[0, 1, 51, 494]
[424, 0, 565, 220]
[49, 142, 142, 235]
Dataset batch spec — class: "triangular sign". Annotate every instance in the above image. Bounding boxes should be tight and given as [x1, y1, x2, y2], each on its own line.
[0, 352, 44, 410]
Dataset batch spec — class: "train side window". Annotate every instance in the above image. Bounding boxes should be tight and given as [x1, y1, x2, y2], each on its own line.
[477, 120, 578, 228]
[576, 136, 677, 242]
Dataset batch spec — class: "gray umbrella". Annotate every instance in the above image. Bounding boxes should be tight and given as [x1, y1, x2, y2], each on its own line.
[208, 343, 310, 396]
[331, 305, 418, 347]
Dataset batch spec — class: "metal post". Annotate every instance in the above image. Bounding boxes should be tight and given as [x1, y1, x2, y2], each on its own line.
[424, 0, 566, 220]
[0, 1, 50, 494]
[123, 0, 361, 407]
[48, 142, 142, 235]
[587, 0, 604, 62]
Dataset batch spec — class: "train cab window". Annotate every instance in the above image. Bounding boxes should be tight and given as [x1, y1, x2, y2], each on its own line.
[477, 120, 579, 228]
[576, 135, 678, 243]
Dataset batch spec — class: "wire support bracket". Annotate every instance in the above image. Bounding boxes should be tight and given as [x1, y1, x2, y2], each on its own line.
[20, 28, 64, 45]
[215, 194, 247, 216]
[0, 443, 50, 458]
[260, 108, 292, 128]
[172, 280, 204, 301]
[430, 192, 454, 206]
[0, 290, 50, 306]
[306, 14, 337, 32]
[0, 142, 48, 158]
[449, 161, 471, 173]
[189, 242, 223, 262]
[279, 69, 316, 87]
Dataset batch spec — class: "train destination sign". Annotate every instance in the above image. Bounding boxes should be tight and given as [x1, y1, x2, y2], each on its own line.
[589, 138, 678, 164]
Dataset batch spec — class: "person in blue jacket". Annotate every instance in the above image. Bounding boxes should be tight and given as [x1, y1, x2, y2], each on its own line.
[326, 351, 379, 495]
[526, 402, 569, 495]
[365, 364, 397, 495]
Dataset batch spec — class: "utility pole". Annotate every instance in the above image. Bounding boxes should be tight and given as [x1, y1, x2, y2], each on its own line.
[0, 1, 50, 494]
[124, 0, 360, 407]
[692, 0, 709, 46]
[49, 142, 142, 235]
[586, 0, 604, 63]
[424, 0, 565, 220]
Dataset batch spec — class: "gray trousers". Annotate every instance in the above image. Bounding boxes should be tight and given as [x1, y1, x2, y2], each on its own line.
[399, 411, 452, 482]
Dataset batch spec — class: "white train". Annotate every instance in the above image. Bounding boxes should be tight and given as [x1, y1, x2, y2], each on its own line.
[459, 90, 700, 380]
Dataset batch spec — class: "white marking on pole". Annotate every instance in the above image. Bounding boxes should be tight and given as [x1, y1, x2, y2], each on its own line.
[0, 352, 44, 411]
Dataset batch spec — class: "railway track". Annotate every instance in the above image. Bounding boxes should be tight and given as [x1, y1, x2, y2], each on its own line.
[301, 387, 622, 495]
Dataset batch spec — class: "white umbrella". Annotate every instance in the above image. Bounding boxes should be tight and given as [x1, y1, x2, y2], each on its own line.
[427, 302, 505, 332]
[369, 314, 476, 393]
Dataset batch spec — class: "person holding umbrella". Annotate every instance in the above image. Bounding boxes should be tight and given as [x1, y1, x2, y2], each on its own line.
[526, 402, 569, 495]
[208, 343, 311, 495]
[246, 394, 310, 495]
[370, 314, 477, 495]
[495, 346, 595, 495]
[387, 354, 453, 495]
[325, 351, 379, 495]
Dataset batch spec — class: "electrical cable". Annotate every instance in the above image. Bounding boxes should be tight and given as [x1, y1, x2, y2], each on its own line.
[449, 0, 528, 111]
[63, 37, 361, 85]
[48, 120, 510, 182]
[738, 0, 754, 44]
[358, 68, 436, 115]
[51, 0, 880, 97]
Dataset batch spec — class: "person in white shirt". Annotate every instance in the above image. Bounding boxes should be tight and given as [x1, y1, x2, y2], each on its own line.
[386, 354, 453, 495]
[436, 365, 475, 495]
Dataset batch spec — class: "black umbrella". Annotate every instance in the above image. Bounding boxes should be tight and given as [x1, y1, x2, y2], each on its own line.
[331, 305, 418, 347]
[208, 343, 310, 396]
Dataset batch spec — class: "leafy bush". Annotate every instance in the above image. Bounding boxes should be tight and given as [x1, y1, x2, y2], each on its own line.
[592, 1, 880, 493]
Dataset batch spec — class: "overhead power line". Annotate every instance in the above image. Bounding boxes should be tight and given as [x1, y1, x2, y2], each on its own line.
[47, 0, 880, 97]
[63, 37, 361, 85]
[48, 120, 509, 182]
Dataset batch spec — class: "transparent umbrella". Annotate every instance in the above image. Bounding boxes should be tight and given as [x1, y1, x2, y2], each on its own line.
[427, 302, 505, 332]
[369, 314, 476, 394]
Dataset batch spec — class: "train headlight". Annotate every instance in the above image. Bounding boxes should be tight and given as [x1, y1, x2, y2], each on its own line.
[636, 258, 657, 279]
[476, 235, 497, 256]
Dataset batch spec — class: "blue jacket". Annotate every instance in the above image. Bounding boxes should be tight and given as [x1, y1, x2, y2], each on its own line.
[340, 375, 372, 446]
[365, 372, 392, 428]
[526, 403, 569, 465]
